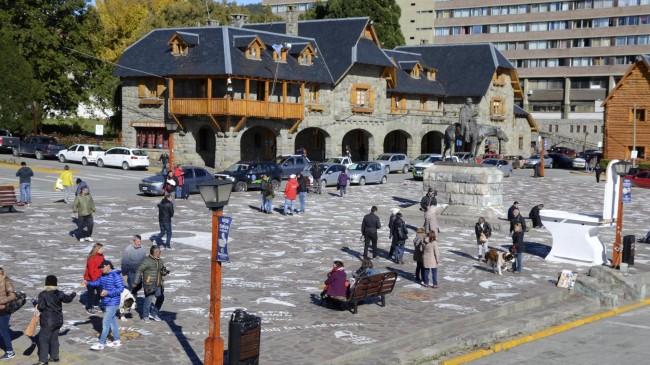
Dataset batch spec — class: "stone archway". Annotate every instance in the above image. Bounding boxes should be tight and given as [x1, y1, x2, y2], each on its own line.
[383, 130, 411, 154]
[195, 126, 217, 167]
[295, 127, 329, 162]
[421, 131, 444, 154]
[240, 126, 277, 161]
[342, 129, 373, 161]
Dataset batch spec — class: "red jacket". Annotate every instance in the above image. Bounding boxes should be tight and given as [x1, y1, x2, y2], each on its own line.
[174, 167, 184, 186]
[284, 178, 299, 200]
[84, 253, 104, 281]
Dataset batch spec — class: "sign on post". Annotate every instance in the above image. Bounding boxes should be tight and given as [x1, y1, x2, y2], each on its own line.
[622, 178, 632, 204]
[631, 150, 638, 159]
[217, 216, 233, 262]
[95, 124, 104, 136]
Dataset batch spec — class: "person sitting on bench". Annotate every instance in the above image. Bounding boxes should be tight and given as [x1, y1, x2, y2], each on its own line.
[320, 260, 348, 301]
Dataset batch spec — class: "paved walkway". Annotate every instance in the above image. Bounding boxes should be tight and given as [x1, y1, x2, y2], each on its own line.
[1, 169, 649, 364]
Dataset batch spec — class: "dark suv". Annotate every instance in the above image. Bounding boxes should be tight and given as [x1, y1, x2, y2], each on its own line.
[13, 135, 65, 160]
[215, 161, 282, 192]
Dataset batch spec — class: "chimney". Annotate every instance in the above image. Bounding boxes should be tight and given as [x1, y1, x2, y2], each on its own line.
[286, 5, 298, 36]
[230, 13, 248, 28]
[206, 19, 219, 27]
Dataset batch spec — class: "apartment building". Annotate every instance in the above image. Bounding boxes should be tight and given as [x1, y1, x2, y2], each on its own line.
[400, 0, 650, 150]
[397, 0, 436, 45]
[262, 0, 322, 17]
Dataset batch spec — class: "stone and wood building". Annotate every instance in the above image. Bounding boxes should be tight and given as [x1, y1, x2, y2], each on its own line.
[115, 16, 535, 169]
[602, 55, 650, 161]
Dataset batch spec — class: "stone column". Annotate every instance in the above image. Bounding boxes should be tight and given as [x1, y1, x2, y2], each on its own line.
[563, 77, 571, 119]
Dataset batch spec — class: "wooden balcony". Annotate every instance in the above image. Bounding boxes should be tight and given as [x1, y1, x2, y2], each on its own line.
[170, 98, 304, 120]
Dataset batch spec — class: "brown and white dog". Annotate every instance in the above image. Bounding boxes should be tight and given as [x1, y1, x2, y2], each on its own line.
[484, 248, 514, 275]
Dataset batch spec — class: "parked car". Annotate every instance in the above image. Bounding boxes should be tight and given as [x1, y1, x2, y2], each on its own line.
[504, 155, 527, 169]
[374, 153, 410, 174]
[453, 152, 473, 162]
[139, 166, 215, 196]
[549, 146, 576, 158]
[0, 129, 20, 153]
[348, 162, 387, 185]
[572, 157, 587, 169]
[13, 135, 65, 160]
[276, 155, 312, 178]
[325, 156, 353, 168]
[315, 163, 348, 188]
[58, 144, 104, 166]
[411, 154, 439, 170]
[412, 154, 443, 180]
[96, 147, 149, 170]
[625, 170, 650, 189]
[547, 153, 573, 169]
[524, 155, 553, 169]
[481, 159, 513, 177]
[214, 161, 282, 192]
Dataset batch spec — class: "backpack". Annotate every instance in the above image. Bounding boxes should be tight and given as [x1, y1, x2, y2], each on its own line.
[3, 291, 26, 314]
[397, 222, 408, 241]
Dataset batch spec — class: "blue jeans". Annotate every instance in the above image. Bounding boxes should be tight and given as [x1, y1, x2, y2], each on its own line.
[394, 242, 405, 262]
[423, 268, 438, 286]
[0, 313, 12, 352]
[175, 185, 182, 199]
[339, 185, 347, 197]
[262, 197, 272, 213]
[99, 305, 120, 345]
[283, 199, 294, 215]
[155, 222, 172, 248]
[143, 287, 164, 319]
[298, 192, 306, 212]
[19, 183, 31, 204]
[512, 252, 524, 272]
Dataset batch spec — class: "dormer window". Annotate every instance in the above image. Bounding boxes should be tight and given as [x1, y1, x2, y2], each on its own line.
[273, 49, 287, 63]
[168, 32, 198, 57]
[427, 70, 436, 81]
[170, 38, 188, 56]
[247, 43, 261, 60]
[411, 65, 421, 79]
[298, 45, 315, 66]
[234, 35, 265, 61]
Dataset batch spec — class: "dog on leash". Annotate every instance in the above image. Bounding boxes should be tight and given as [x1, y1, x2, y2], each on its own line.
[484, 248, 514, 275]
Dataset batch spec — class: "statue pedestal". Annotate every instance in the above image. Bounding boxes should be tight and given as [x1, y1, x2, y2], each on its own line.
[423, 163, 506, 231]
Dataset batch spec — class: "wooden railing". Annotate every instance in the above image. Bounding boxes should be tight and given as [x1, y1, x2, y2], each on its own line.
[170, 98, 304, 120]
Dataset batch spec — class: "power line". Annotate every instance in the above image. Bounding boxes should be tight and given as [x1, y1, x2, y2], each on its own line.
[62, 45, 168, 79]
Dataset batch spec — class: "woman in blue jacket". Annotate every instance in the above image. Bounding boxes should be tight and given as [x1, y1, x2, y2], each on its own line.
[85, 260, 124, 351]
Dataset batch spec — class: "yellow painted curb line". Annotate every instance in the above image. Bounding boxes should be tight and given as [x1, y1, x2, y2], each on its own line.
[441, 298, 650, 365]
[0, 161, 77, 174]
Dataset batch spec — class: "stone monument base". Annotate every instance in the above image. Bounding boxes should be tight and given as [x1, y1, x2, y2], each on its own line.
[423, 163, 507, 231]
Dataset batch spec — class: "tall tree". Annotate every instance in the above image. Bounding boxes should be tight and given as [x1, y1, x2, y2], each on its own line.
[303, 0, 405, 49]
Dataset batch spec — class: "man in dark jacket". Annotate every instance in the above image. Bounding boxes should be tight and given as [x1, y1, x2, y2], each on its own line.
[390, 212, 408, 264]
[509, 208, 527, 238]
[297, 173, 309, 213]
[310, 164, 322, 194]
[36, 275, 76, 365]
[507, 201, 520, 221]
[420, 188, 437, 211]
[260, 175, 274, 214]
[15, 161, 34, 206]
[75, 178, 89, 196]
[529, 204, 544, 228]
[134, 246, 167, 322]
[151, 194, 174, 249]
[361, 206, 381, 259]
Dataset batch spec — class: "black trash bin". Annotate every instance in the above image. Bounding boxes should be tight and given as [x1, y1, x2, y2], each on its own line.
[623, 235, 636, 265]
[228, 309, 261, 365]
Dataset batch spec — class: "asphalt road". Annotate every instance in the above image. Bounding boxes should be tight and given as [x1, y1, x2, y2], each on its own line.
[470, 306, 650, 365]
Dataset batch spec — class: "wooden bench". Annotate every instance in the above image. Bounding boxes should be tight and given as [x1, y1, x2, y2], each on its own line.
[329, 272, 398, 314]
[0, 185, 18, 212]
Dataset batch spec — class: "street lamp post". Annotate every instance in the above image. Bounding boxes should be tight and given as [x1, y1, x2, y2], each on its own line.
[164, 118, 178, 171]
[612, 161, 631, 269]
[199, 180, 233, 365]
[539, 136, 546, 177]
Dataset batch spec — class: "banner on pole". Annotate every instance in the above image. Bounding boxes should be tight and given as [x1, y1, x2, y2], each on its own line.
[623, 178, 632, 204]
[217, 216, 233, 262]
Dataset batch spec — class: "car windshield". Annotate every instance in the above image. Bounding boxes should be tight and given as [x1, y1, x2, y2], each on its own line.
[325, 158, 341, 164]
[132, 149, 147, 156]
[425, 156, 441, 163]
[350, 163, 368, 171]
[529, 155, 540, 159]
[414, 155, 429, 161]
[482, 159, 498, 165]
[376, 155, 391, 161]
[225, 163, 249, 172]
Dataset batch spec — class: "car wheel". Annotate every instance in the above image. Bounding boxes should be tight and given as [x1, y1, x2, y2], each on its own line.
[359, 177, 366, 186]
[12, 148, 19, 157]
[271, 179, 280, 190]
[402, 165, 409, 174]
[58, 154, 66, 163]
[385, 166, 390, 175]
[81, 157, 88, 166]
[97, 159, 104, 168]
[381, 176, 387, 184]
[234, 181, 247, 192]
[321, 179, 327, 190]
[122, 161, 130, 170]
[35, 151, 43, 160]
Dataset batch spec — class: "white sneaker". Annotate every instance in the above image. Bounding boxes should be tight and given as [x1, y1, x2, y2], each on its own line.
[106, 340, 122, 348]
[90, 343, 105, 351]
[86, 237, 94, 242]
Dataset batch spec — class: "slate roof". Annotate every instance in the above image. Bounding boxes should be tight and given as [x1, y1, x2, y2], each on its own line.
[396, 44, 516, 98]
[514, 104, 528, 117]
[114, 26, 333, 84]
[383, 49, 445, 97]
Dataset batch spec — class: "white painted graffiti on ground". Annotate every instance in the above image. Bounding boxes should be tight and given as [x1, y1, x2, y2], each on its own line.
[261, 322, 365, 334]
[334, 330, 378, 345]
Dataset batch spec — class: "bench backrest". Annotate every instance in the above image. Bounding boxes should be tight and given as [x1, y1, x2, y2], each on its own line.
[0, 185, 17, 206]
[349, 271, 397, 301]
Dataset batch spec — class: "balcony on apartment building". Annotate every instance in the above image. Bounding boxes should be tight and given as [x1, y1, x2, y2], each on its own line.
[168, 77, 305, 120]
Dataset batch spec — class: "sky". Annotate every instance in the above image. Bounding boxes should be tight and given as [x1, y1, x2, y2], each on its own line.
[234, 0, 262, 4]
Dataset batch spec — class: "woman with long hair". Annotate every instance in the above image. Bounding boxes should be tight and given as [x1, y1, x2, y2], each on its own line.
[83, 243, 105, 314]
[422, 231, 441, 288]
[0, 267, 17, 359]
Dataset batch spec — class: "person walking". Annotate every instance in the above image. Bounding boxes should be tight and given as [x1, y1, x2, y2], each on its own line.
[507, 201, 520, 221]
[75, 178, 89, 196]
[0, 267, 16, 360]
[595, 162, 602, 183]
[283, 174, 299, 215]
[83, 243, 105, 314]
[387, 208, 399, 260]
[391, 212, 408, 264]
[297, 173, 309, 214]
[16, 161, 34, 206]
[413, 227, 426, 284]
[86, 260, 124, 351]
[511, 223, 525, 273]
[73, 187, 95, 242]
[361, 206, 381, 259]
[420, 188, 437, 212]
[134, 246, 167, 322]
[174, 165, 185, 200]
[337, 170, 349, 197]
[529, 204, 544, 228]
[311, 164, 322, 194]
[475, 217, 492, 261]
[121, 235, 146, 296]
[163, 171, 177, 200]
[422, 231, 441, 288]
[344, 145, 352, 160]
[35, 275, 76, 365]
[159, 153, 169, 176]
[260, 175, 274, 214]
[424, 204, 440, 235]
[59, 165, 75, 204]
[152, 194, 174, 249]
[509, 208, 527, 239]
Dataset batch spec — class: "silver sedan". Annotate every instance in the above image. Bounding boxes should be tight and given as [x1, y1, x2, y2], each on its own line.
[348, 162, 388, 185]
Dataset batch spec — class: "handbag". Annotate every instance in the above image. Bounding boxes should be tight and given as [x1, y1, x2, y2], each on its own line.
[54, 178, 64, 191]
[4, 291, 26, 314]
[24, 312, 39, 337]
[479, 232, 488, 243]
